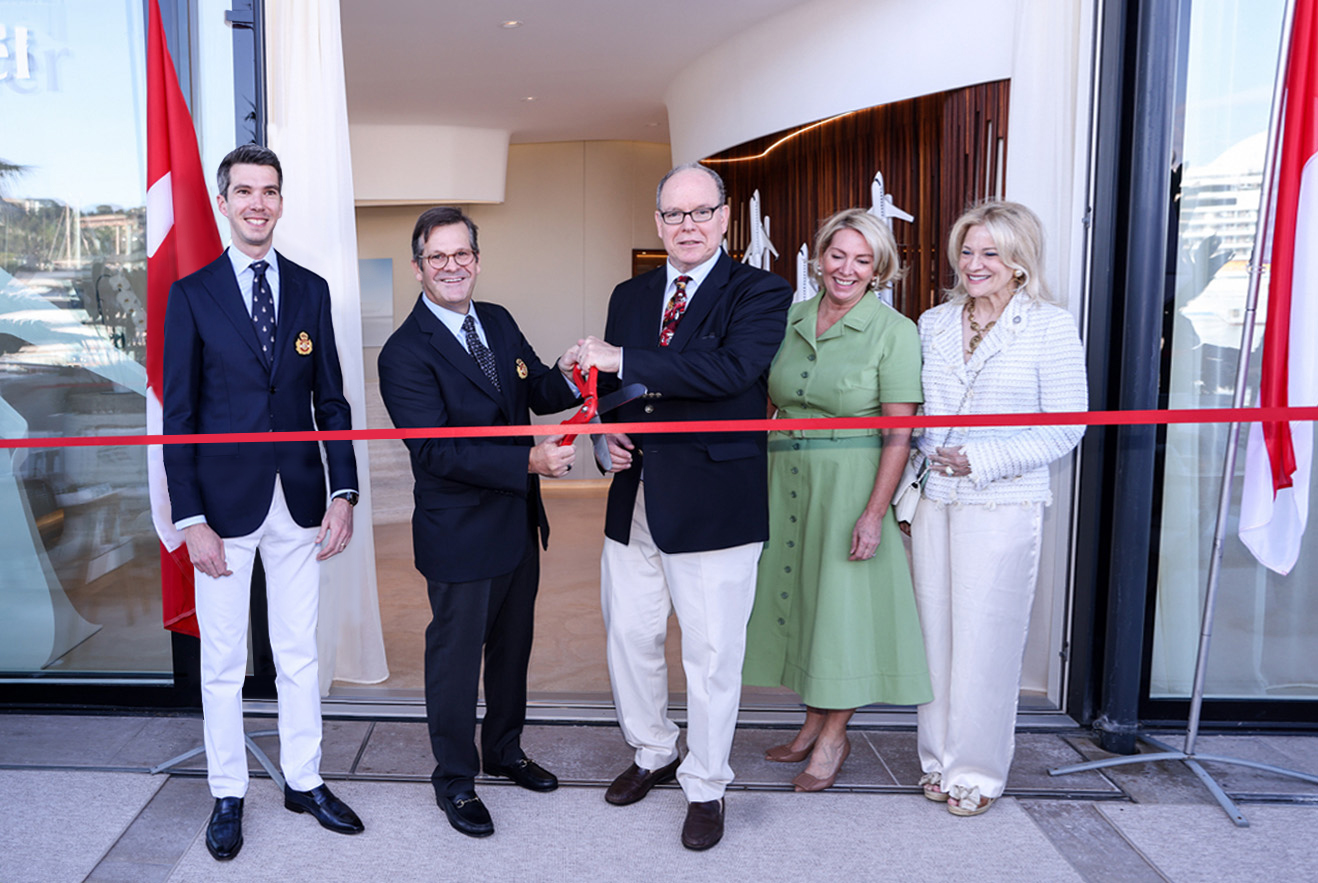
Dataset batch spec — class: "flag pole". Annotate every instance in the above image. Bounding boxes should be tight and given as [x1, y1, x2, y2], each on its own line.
[1050, 0, 1318, 827]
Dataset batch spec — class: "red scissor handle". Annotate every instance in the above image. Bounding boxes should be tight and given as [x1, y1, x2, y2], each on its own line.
[559, 365, 598, 445]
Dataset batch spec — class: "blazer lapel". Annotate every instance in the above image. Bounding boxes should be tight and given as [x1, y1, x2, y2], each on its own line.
[669, 251, 729, 349]
[413, 297, 504, 407]
[930, 303, 965, 375]
[965, 294, 1026, 372]
[199, 255, 269, 366]
[628, 269, 666, 346]
[271, 254, 307, 374]
[474, 303, 514, 421]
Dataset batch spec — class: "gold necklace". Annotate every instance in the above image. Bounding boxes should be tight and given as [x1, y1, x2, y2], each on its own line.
[965, 301, 997, 355]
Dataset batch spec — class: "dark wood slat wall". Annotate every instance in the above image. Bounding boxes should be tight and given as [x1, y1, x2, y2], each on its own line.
[705, 80, 1009, 320]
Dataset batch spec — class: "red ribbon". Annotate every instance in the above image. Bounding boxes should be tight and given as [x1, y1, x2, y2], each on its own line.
[2, 406, 1316, 450]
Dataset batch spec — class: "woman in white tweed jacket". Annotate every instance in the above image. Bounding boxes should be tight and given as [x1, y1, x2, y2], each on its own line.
[909, 201, 1086, 816]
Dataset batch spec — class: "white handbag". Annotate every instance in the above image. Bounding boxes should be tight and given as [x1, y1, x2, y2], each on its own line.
[893, 453, 927, 524]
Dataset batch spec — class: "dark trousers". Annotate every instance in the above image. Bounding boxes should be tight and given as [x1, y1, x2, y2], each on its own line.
[424, 526, 540, 798]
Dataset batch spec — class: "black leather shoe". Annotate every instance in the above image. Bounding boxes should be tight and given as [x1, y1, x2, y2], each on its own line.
[205, 796, 243, 861]
[604, 756, 681, 806]
[284, 783, 364, 834]
[437, 789, 494, 838]
[483, 755, 559, 792]
[681, 798, 725, 851]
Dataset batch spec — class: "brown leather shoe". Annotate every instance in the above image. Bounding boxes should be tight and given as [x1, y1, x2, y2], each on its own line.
[604, 757, 680, 806]
[681, 798, 724, 850]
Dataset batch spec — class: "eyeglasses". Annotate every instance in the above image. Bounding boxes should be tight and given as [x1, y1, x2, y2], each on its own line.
[419, 249, 476, 269]
[659, 206, 718, 225]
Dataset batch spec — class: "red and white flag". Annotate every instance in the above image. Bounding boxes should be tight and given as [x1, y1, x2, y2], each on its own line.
[146, 0, 222, 635]
[1240, 0, 1318, 575]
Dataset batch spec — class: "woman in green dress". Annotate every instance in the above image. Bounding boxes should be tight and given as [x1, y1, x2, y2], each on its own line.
[744, 208, 931, 792]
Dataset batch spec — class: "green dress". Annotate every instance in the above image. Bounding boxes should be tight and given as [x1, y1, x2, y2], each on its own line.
[743, 294, 933, 708]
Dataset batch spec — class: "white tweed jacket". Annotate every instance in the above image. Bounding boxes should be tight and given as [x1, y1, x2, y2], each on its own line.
[916, 294, 1087, 506]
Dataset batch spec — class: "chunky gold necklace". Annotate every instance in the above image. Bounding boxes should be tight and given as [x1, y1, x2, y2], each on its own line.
[965, 301, 997, 355]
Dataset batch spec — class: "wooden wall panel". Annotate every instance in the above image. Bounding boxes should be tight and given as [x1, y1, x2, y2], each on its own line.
[704, 80, 1009, 319]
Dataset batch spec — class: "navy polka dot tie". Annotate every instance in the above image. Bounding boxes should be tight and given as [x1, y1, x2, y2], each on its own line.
[249, 260, 276, 360]
[462, 314, 501, 391]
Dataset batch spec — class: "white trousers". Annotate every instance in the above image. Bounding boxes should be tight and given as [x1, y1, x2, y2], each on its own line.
[601, 483, 762, 803]
[195, 477, 324, 798]
[911, 499, 1042, 799]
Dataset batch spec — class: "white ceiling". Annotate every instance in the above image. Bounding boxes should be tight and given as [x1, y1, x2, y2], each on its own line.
[340, 0, 811, 145]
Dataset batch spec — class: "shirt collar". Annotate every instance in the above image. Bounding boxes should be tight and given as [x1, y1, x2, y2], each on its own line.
[421, 295, 482, 339]
[665, 248, 722, 294]
[228, 246, 279, 279]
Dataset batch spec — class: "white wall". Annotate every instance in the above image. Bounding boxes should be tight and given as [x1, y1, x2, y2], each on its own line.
[666, 0, 1016, 163]
[350, 124, 510, 204]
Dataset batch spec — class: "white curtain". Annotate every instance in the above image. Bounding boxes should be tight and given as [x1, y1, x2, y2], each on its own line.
[265, 0, 389, 689]
[1003, 0, 1095, 698]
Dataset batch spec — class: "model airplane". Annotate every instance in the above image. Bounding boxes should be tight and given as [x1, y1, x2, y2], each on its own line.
[866, 171, 912, 307]
[867, 171, 914, 228]
[742, 189, 779, 270]
[793, 243, 817, 304]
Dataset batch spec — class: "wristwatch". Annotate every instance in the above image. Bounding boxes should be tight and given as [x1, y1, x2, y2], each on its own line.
[339, 492, 359, 507]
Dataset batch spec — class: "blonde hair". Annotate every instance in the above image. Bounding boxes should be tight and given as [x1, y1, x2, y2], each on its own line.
[811, 208, 903, 291]
[944, 200, 1054, 305]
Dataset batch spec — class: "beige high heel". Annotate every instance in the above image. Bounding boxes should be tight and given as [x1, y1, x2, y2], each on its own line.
[792, 738, 851, 792]
[765, 737, 817, 763]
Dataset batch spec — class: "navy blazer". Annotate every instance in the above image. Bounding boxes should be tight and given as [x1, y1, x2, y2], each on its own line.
[600, 251, 792, 553]
[162, 250, 357, 538]
[377, 296, 580, 584]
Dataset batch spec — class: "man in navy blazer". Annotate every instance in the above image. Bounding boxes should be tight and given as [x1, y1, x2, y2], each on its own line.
[377, 206, 580, 839]
[573, 164, 792, 850]
[163, 145, 363, 861]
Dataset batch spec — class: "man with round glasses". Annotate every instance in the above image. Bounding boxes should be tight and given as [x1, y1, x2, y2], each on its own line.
[377, 206, 581, 839]
[571, 163, 793, 850]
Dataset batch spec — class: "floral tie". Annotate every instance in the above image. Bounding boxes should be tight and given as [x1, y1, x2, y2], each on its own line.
[660, 275, 691, 347]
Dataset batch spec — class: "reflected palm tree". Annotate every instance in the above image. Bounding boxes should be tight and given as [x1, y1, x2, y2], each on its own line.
[0, 160, 27, 196]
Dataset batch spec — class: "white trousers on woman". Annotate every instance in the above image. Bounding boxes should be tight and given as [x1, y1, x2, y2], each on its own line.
[911, 499, 1043, 799]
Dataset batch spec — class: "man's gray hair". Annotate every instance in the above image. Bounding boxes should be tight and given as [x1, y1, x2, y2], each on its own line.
[655, 163, 726, 210]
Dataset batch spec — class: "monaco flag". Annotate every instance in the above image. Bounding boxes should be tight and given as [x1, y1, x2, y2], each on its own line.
[146, 0, 222, 635]
[1240, 0, 1318, 575]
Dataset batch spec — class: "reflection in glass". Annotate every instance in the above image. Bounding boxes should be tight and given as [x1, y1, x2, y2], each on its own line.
[0, 0, 168, 676]
[1152, 0, 1318, 700]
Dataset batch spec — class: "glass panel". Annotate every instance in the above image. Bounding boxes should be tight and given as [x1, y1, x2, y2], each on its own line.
[1151, 0, 1318, 700]
[0, 0, 166, 677]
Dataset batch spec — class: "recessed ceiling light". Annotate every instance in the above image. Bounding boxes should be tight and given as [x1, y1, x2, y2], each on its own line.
[522, 96, 536, 102]
[646, 122, 659, 127]
[501, 20, 522, 29]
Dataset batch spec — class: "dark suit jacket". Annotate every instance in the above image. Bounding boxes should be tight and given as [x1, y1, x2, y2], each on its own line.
[377, 297, 580, 584]
[600, 251, 792, 553]
[162, 250, 357, 538]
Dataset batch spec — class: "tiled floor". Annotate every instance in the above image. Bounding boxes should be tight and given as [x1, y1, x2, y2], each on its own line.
[4, 713, 1318, 882]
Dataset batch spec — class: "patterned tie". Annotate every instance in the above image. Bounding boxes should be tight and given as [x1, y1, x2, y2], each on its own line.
[660, 275, 691, 347]
[249, 260, 276, 361]
[462, 313, 501, 391]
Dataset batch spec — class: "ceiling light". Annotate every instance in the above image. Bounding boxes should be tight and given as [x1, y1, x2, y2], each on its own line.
[501, 20, 522, 28]
[522, 96, 536, 102]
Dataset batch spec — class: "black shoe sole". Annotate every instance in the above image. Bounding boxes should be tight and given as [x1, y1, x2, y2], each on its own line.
[284, 799, 365, 834]
[206, 834, 242, 861]
[437, 797, 494, 838]
[482, 768, 559, 792]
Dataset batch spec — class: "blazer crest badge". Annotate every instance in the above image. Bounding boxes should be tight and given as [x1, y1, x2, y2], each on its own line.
[295, 331, 313, 356]
[515, 358, 528, 379]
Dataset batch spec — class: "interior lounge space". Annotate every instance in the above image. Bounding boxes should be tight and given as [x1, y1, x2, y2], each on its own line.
[3, 0, 1317, 749]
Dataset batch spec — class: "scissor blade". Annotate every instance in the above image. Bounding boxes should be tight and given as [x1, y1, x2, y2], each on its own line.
[596, 383, 647, 415]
